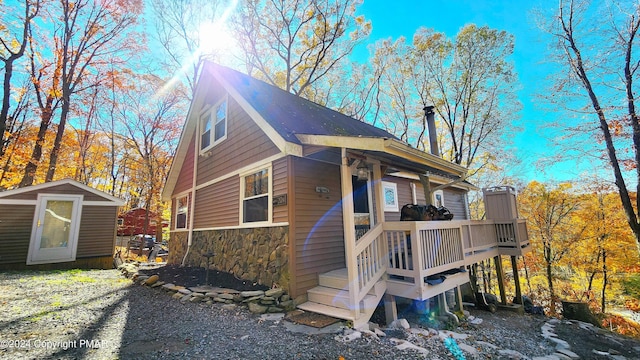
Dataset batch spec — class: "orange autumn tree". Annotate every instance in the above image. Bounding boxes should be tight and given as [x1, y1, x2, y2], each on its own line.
[111, 72, 184, 234]
[0, 0, 40, 158]
[19, 0, 142, 187]
[566, 185, 638, 313]
[518, 181, 584, 315]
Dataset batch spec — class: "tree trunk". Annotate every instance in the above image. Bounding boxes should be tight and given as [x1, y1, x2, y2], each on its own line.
[601, 250, 608, 313]
[20, 108, 52, 187]
[545, 243, 556, 315]
[45, 96, 71, 182]
[522, 256, 532, 294]
[0, 61, 14, 158]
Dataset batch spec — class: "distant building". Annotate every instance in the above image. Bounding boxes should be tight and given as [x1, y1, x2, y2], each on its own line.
[117, 208, 166, 237]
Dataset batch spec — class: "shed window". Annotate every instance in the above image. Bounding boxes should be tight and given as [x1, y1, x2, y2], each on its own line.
[176, 196, 188, 229]
[242, 168, 270, 223]
[200, 96, 228, 152]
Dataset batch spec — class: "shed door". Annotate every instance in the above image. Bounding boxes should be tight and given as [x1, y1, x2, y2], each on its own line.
[27, 194, 83, 264]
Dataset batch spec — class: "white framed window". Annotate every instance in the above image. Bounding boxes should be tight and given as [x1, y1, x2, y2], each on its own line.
[176, 195, 188, 229]
[241, 166, 271, 224]
[433, 189, 444, 207]
[382, 181, 399, 212]
[200, 96, 228, 152]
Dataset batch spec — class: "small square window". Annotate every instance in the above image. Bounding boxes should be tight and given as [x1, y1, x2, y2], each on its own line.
[382, 181, 399, 212]
[433, 190, 444, 207]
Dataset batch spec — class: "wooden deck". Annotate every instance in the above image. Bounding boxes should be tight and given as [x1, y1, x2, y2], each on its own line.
[301, 218, 530, 329]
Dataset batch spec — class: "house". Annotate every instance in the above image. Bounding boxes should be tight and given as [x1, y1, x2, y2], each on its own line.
[117, 208, 165, 238]
[0, 179, 125, 270]
[161, 62, 530, 329]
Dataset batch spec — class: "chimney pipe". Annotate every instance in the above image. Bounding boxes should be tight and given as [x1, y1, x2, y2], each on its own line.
[423, 105, 440, 156]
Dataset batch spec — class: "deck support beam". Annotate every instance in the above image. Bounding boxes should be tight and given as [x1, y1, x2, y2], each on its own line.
[494, 255, 507, 305]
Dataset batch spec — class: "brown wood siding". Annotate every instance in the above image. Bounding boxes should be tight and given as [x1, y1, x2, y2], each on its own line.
[382, 176, 469, 221]
[443, 188, 469, 220]
[383, 176, 420, 222]
[193, 176, 239, 228]
[0, 204, 117, 265]
[4, 184, 112, 201]
[196, 96, 281, 185]
[174, 135, 196, 195]
[291, 157, 345, 297]
[76, 206, 117, 257]
[0, 205, 34, 264]
[272, 157, 289, 223]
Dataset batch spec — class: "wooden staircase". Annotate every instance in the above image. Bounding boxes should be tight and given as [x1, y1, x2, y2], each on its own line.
[297, 268, 386, 329]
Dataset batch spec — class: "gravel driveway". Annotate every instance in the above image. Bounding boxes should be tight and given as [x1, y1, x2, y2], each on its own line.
[2, 268, 639, 359]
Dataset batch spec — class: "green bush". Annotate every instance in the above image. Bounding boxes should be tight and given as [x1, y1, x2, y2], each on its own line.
[622, 274, 640, 299]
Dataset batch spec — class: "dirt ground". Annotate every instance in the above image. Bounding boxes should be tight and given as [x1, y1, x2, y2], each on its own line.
[137, 264, 640, 359]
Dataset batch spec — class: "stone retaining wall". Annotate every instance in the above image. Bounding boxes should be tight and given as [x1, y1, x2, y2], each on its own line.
[184, 226, 289, 291]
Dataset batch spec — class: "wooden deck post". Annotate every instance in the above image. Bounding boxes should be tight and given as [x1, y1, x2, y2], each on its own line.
[494, 255, 507, 305]
[384, 294, 398, 324]
[340, 148, 359, 318]
[454, 285, 463, 312]
[372, 162, 385, 225]
[511, 256, 523, 305]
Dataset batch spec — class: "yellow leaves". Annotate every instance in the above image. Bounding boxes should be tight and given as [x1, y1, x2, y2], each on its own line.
[47, 87, 62, 99]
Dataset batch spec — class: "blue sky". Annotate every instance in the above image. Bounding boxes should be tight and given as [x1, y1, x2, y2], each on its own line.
[353, 0, 591, 183]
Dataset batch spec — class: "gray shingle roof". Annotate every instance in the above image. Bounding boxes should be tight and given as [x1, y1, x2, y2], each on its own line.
[207, 63, 398, 144]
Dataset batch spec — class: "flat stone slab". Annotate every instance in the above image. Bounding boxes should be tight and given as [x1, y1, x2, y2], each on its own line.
[260, 313, 285, 322]
[241, 290, 265, 297]
[189, 286, 216, 293]
[556, 349, 580, 359]
[161, 283, 175, 290]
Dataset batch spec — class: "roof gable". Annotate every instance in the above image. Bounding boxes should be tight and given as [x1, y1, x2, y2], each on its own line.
[207, 63, 398, 143]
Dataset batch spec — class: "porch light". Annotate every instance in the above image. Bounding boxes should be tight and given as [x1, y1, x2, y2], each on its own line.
[357, 161, 369, 181]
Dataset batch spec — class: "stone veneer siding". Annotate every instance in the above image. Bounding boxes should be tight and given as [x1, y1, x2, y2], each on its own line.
[184, 226, 289, 291]
[167, 232, 189, 265]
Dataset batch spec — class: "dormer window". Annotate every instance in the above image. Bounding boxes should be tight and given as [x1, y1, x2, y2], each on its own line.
[200, 96, 228, 152]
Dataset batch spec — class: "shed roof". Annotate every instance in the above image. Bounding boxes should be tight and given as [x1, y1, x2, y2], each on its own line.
[0, 179, 125, 206]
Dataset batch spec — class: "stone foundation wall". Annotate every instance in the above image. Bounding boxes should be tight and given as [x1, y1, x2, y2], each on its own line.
[167, 232, 188, 265]
[185, 227, 289, 291]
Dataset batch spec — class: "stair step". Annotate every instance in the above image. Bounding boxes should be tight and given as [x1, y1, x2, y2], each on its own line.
[296, 302, 355, 321]
[318, 268, 348, 290]
[307, 285, 380, 311]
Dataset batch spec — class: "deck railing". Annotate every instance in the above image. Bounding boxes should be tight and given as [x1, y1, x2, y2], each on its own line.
[351, 222, 387, 303]
[384, 219, 529, 283]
